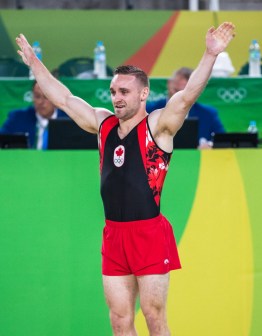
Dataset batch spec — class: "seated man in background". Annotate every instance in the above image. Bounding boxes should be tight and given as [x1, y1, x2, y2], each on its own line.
[146, 67, 225, 149]
[0, 81, 68, 149]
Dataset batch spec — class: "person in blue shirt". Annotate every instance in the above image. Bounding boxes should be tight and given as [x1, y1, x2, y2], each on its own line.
[146, 67, 225, 149]
[0, 81, 68, 149]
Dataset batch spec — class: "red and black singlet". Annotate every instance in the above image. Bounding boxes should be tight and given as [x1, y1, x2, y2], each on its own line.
[99, 115, 172, 222]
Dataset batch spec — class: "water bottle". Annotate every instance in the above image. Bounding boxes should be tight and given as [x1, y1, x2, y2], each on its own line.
[248, 39, 261, 77]
[93, 41, 106, 79]
[32, 41, 42, 61]
[29, 41, 42, 79]
[199, 137, 213, 148]
[247, 120, 258, 134]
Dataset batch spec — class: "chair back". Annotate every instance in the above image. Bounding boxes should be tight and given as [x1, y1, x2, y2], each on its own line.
[0, 56, 29, 77]
[57, 57, 113, 78]
[238, 59, 262, 75]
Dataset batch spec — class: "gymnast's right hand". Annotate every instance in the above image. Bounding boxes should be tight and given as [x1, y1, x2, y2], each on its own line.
[16, 34, 37, 67]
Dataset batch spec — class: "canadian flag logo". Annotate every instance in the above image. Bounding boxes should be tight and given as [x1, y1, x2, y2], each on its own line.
[113, 145, 125, 167]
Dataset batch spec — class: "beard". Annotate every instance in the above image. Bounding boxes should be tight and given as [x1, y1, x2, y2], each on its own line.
[114, 100, 140, 121]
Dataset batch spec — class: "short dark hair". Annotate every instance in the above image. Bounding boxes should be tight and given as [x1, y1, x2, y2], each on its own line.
[171, 67, 194, 81]
[114, 65, 149, 88]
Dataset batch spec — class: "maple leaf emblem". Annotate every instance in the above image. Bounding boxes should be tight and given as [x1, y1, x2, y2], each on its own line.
[116, 147, 123, 156]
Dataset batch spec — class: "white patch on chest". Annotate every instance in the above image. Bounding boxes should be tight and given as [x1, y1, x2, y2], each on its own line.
[113, 145, 125, 167]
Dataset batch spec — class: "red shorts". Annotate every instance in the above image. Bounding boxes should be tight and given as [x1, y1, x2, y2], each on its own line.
[101, 214, 181, 276]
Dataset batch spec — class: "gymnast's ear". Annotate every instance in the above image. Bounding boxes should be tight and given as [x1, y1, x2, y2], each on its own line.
[141, 86, 149, 101]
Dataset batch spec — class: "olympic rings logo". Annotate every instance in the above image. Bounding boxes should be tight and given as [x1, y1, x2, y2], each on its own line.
[95, 88, 168, 104]
[148, 90, 167, 102]
[95, 88, 111, 103]
[24, 90, 33, 102]
[114, 158, 123, 164]
[114, 145, 125, 167]
[217, 87, 247, 103]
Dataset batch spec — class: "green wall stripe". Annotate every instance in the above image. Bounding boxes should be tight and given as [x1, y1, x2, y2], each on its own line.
[0, 150, 111, 336]
[0, 14, 17, 58]
[0, 9, 172, 71]
[161, 149, 201, 243]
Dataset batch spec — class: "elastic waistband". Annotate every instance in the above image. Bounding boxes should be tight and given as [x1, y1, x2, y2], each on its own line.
[105, 214, 163, 228]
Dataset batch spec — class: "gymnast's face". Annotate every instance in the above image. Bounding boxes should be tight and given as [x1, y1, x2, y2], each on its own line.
[33, 83, 56, 119]
[110, 74, 149, 121]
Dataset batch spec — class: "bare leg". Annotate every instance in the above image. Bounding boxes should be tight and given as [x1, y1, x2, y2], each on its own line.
[138, 273, 170, 336]
[103, 275, 138, 336]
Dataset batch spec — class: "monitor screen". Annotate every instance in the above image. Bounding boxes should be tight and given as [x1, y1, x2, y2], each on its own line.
[48, 118, 98, 150]
[173, 117, 199, 149]
[0, 133, 29, 149]
[213, 132, 258, 148]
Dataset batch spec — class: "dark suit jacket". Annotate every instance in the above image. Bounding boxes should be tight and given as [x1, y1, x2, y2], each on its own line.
[146, 99, 225, 141]
[0, 106, 69, 148]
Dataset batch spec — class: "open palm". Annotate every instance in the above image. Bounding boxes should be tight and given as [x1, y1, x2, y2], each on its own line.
[16, 34, 35, 67]
[206, 22, 235, 56]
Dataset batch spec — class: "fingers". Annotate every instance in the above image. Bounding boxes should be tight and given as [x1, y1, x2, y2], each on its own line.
[19, 34, 28, 43]
[217, 21, 236, 37]
[16, 33, 29, 48]
[207, 22, 236, 45]
[16, 35, 23, 48]
[206, 21, 235, 55]
[208, 26, 216, 34]
[211, 21, 236, 47]
[218, 21, 235, 30]
[15, 34, 31, 66]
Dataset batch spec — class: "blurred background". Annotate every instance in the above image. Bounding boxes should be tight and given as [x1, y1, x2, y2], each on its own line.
[0, 0, 262, 10]
[1, 5, 262, 131]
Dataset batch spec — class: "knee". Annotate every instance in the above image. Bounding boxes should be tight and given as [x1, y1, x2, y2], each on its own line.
[142, 300, 163, 319]
[109, 310, 135, 333]
[142, 303, 167, 332]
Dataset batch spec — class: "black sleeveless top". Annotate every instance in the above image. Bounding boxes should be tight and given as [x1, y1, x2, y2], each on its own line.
[99, 115, 172, 222]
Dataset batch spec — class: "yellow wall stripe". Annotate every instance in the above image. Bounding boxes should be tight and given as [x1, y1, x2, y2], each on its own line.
[150, 11, 214, 77]
[135, 150, 253, 335]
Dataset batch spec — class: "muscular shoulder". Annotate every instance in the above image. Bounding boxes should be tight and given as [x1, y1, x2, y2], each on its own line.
[147, 109, 173, 153]
[96, 109, 113, 126]
[147, 108, 162, 132]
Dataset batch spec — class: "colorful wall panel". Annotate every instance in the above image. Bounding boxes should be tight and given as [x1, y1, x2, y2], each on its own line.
[0, 10, 262, 76]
